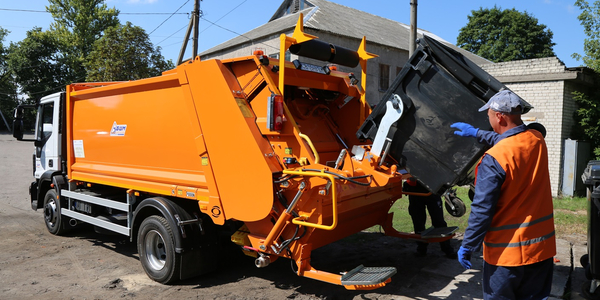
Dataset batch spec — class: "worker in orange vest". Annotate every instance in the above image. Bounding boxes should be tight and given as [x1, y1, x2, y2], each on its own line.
[451, 90, 556, 300]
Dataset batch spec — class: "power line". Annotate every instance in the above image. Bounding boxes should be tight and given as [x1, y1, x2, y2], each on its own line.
[0, 8, 187, 15]
[199, 0, 247, 34]
[148, 1, 190, 36]
[156, 24, 189, 46]
[200, 16, 279, 51]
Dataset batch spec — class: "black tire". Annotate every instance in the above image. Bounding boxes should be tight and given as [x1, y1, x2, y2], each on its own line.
[43, 189, 68, 235]
[138, 215, 180, 284]
[444, 195, 467, 218]
[468, 188, 475, 202]
[582, 280, 600, 300]
[582, 254, 590, 269]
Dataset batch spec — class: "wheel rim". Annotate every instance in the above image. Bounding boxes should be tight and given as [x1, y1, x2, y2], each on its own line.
[44, 198, 58, 228]
[144, 229, 167, 271]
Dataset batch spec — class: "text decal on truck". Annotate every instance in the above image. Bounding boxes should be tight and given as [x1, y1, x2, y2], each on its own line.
[73, 140, 85, 158]
[110, 122, 127, 136]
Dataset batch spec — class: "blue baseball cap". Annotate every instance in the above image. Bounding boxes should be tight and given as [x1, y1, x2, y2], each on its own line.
[479, 90, 532, 114]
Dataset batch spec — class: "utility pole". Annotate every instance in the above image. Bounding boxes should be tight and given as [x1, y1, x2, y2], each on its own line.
[177, 0, 202, 65]
[409, 0, 418, 57]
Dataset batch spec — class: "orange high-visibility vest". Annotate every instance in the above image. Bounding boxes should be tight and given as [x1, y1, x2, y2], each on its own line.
[476, 129, 556, 266]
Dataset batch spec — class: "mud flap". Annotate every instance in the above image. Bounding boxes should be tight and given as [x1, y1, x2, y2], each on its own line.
[29, 181, 39, 211]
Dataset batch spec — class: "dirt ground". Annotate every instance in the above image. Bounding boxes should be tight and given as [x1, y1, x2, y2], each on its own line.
[0, 133, 578, 300]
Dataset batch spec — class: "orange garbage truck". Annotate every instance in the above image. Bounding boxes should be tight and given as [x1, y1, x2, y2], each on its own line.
[13, 16, 500, 289]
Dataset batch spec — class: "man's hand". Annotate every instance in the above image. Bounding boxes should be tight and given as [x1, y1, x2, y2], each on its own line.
[451, 122, 479, 138]
[457, 246, 472, 269]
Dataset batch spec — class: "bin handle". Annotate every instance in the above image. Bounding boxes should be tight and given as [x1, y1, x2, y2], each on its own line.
[408, 50, 428, 71]
[283, 170, 337, 230]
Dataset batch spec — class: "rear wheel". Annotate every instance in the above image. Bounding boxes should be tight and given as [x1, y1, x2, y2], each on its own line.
[138, 215, 180, 284]
[43, 189, 68, 235]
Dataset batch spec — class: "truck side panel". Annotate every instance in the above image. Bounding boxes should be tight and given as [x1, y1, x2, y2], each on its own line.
[67, 74, 209, 199]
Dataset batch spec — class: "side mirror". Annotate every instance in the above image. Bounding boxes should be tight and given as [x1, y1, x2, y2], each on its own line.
[12, 107, 25, 140]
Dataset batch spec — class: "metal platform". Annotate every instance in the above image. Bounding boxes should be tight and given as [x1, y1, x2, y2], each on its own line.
[341, 265, 397, 286]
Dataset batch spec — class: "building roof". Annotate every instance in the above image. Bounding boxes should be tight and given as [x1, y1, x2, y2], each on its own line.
[200, 0, 491, 66]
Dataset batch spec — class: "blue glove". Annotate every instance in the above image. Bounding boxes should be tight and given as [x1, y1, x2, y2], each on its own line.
[451, 122, 479, 138]
[457, 246, 472, 269]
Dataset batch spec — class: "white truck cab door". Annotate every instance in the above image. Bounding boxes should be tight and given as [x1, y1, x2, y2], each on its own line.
[34, 93, 62, 179]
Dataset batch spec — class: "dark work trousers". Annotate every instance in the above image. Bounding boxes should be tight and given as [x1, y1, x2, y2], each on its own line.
[404, 182, 453, 254]
[482, 258, 553, 300]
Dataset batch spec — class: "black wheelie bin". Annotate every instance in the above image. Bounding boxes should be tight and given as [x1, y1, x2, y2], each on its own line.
[581, 160, 600, 299]
[356, 35, 532, 195]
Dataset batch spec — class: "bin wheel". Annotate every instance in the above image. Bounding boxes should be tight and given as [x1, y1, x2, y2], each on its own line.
[138, 215, 180, 284]
[43, 189, 69, 235]
[444, 189, 466, 218]
[582, 280, 600, 300]
[582, 254, 590, 269]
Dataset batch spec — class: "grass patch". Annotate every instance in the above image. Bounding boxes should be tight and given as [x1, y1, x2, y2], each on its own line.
[366, 188, 588, 239]
[366, 186, 472, 234]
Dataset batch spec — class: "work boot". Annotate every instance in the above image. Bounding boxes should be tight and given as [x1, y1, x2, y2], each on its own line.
[415, 242, 428, 257]
[440, 240, 457, 259]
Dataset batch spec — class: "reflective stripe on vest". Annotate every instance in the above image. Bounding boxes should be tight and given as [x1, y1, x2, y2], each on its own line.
[477, 129, 556, 266]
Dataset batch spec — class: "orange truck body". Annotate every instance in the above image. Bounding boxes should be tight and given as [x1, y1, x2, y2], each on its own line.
[66, 51, 407, 286]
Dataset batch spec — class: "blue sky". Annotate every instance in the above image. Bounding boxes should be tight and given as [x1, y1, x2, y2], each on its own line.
[0, 0, 588, 68]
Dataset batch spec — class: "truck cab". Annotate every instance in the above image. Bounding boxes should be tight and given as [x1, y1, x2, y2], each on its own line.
[13, 92, 65, 208]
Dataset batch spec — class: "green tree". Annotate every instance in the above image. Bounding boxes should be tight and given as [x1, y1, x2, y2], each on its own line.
[7, 28, 65, 99]
[0, 27, 18, 131]
[572, 1, 600, 159]
[47, 0, 119, 82]
[84, 22, 174, 81]
[573, 0, 600, 71]
[572, 91, 600, 159]
[457, 6, 555, 63]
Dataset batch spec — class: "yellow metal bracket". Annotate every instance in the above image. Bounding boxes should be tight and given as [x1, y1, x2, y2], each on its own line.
[278, 13, 317, 98]
[357, 36, 378, 124]
[283, 170, 337, 230]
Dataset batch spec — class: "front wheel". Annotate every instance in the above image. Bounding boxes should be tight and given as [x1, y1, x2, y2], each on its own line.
[43, 189, 68, 235]
[138, 215, 180, 284]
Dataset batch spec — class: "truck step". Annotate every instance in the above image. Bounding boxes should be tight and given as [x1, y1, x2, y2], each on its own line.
[420, 226, 458, 239]
[341, 265, 397, 286]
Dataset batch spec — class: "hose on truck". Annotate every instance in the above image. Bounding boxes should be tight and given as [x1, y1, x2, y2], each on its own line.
[274, 170, 372, 186]
[300, 169, 372, 186]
